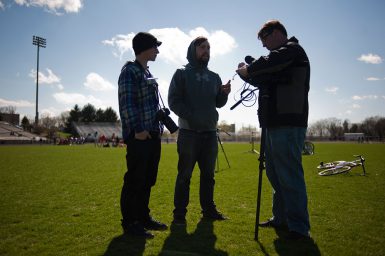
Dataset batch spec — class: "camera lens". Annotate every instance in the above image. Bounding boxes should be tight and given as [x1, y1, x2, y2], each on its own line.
[162, 115, 179, 134]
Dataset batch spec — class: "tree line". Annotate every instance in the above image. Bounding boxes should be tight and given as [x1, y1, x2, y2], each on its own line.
[63, 103, 118, 134]
[1, 104, 119, 137]
[1, 105, 384, 141]
[307, 116, 385, 140]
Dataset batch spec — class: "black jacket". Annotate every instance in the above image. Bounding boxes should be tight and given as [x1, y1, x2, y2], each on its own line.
[246, 37, 310, 128]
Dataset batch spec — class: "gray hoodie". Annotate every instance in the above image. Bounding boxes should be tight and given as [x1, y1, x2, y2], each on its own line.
[168, 39, 228, 131]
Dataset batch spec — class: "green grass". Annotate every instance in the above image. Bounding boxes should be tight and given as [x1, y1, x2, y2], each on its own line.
[0, 143, 384, 255]
[55, 131, 72, 138]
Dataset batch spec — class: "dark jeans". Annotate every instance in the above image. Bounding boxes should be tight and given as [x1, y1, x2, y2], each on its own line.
[120, 136, 161, 226]
[264, 126, 310, 236]
[173, 129, 218, 217]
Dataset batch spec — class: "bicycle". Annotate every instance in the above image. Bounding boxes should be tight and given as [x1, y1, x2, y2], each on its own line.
[317, 155, 366, 176]
[303, 141, 314, 155]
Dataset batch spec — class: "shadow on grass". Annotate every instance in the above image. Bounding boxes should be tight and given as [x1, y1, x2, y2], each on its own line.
[103, 234, 146, 256]
[272, 229, 321, 256]
[159, 218, 228, 256]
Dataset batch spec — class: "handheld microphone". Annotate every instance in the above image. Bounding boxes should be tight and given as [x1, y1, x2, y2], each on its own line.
[245, 55, 256, 65]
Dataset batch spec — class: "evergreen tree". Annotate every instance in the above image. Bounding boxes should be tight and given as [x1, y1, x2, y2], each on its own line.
[81, 103, 96, 122]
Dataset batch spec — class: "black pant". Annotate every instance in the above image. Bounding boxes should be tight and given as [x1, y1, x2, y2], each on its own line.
[173, 129, 218, 217]
[120, 136, 161, 226]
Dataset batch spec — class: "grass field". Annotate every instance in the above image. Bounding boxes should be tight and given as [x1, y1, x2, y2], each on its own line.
[0, 142, 384, 255]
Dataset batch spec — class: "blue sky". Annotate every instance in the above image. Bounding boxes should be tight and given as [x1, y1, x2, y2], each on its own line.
[0, 0, 384, 130]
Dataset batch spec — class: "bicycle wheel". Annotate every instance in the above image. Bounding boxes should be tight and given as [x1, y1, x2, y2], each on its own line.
[318, 166, 352, 176]
[303, 141, 315, 155]
[317, 161, 344, 169]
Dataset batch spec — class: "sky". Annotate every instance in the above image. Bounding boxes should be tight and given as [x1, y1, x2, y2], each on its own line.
[0, 0, 384, 131]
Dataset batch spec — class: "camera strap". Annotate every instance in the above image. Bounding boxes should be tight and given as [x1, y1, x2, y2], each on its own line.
[144, 68, 166, 110]
[156, 87, 167, 110]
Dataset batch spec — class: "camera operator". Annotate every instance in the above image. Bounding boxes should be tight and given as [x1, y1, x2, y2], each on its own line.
[118, 32, 167, 238]
[237, 20, 311, 240]
[168, 36, 231, 224]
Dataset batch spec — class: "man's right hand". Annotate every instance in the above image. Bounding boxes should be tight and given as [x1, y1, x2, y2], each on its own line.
[238, 62, 246, 68]
[135, 130, 151, 140]
[236, 63, 249, 78]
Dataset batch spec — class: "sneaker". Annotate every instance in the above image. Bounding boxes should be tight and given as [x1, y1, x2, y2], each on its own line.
[172, 215, 186, 225]
[142, 217, 168, 231]
[259, 219, 288, 230]
[202, 210, 228, 220]
[286, 231, 311, 241]
[122, 221, 154, 239]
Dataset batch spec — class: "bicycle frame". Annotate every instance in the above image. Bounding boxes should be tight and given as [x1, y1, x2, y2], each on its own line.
[317, 155, 366, 176]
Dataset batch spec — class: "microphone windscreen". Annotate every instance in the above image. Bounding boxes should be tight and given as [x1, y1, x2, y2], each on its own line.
[245, 55, 255, 64]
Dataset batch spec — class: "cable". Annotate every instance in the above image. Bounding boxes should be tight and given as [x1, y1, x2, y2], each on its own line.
[232, 79, 259, 108]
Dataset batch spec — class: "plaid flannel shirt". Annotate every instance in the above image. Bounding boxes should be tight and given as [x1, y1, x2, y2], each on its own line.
[118, 61, 162, 141]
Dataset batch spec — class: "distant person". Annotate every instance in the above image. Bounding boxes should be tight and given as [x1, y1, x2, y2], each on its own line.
[99, 134, 106, 146]
[118, 32, 167, 238]
[111, 133, 116, 147]
[237, 20, 311, 240]
[168, 36, 231, 224]
[94, 131, 98, 147]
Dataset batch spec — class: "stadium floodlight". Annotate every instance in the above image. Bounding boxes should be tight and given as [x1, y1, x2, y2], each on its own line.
[32, 36, 46, 125]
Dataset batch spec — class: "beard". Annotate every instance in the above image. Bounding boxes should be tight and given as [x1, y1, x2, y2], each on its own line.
[197, 55, 209, 65]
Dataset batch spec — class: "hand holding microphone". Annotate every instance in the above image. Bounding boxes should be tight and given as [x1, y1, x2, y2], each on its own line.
[236, 55, 256, 78]
[238, 62, 246, 68]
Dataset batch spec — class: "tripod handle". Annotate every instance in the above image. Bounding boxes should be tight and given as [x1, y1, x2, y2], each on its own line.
[230, 99, 243, 110]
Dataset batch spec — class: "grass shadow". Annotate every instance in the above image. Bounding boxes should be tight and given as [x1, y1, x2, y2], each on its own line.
[159, 219, 228, 256]
[102, 234, 146, 256]
[273, 229, 321, 256]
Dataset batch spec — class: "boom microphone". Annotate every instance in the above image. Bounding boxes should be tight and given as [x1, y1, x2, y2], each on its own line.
[245, 55, 256, 65]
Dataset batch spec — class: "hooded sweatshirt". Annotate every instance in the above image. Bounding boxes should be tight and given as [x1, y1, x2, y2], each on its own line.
[168, 39, 228, 131]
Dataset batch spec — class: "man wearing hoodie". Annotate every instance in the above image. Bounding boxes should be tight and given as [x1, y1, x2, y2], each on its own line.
[168, 36, 231, 225]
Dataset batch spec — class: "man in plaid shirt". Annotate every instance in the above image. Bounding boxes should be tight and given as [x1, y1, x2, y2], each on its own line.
[118, 32, 166, 238]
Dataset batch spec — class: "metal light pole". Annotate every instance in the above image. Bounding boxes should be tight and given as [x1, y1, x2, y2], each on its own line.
[32, 35, 46, 126]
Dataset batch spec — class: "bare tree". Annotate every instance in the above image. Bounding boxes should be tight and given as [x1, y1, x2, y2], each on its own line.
[375, 117, 385, 141]
[361, 116, 379, 138]
[0, 106, 17, 114]
[308, 119, 329, 137]
[326, 118, 343, 139]
[60, 111, 69, 125]
[40, 113, 58, 129]
[343, 119, 350, 133]
[238, 124, 258, 133]
[218, 120, 235, 133]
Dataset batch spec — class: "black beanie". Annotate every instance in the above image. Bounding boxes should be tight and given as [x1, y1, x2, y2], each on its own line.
[133, 32, 162, 55]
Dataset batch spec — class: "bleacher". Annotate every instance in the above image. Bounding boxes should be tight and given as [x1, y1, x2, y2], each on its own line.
[0, 121, 45, 144]
[72, 122, 122, 140]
